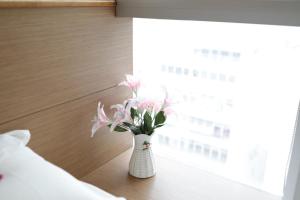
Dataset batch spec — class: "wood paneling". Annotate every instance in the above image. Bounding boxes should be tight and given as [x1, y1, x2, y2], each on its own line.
[0, 0, 115, 8]
[0, 7, 133, 178]
[82, 150, 281, 200]
[0, 87, 133, 178]
[0, 7, 132, 125]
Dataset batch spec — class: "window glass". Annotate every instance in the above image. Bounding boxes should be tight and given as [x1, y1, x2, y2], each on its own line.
[134, 18, 300, 196]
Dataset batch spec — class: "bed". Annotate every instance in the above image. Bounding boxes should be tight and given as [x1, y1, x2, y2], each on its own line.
[0, 130, 125, 200]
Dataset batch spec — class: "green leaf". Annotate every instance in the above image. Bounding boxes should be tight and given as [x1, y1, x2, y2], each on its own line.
[154, 111, 166, 126]
[155, 124, 165, 128]
[123, 122, 132, 127]
[122, 122, 141, 135]
[143, 111, 153, 131]
[147, 129, 154, 136]
[130, 107, 139, 120]
[107, 124, 128, 132]
[140, 124, 145, 134]
[131, 126, 142, 135]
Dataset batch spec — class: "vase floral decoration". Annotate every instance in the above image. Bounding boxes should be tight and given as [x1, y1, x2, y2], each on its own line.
[91, 75, 172, 178]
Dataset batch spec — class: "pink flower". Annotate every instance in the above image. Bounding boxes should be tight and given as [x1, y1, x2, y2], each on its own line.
[91, 102, 110, 137]
[163, 97, 172, 108]
[137, 99, 161, 113]
[126, 98, 139, 108]
[163, 107, 174, 116]
[162, 91, 173, 116]
[110, 101, 131, 132]
[162, 98, 173, 116]
[119, 75, 141, 94]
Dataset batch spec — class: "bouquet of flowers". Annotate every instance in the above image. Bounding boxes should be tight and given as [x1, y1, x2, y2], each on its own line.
[91, 75, 172, 137]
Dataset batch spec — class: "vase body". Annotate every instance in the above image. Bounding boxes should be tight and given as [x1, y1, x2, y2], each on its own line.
[129, 134, 156, 178]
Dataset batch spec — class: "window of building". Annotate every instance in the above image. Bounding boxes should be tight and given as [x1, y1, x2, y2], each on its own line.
[133, 18, 300, 197]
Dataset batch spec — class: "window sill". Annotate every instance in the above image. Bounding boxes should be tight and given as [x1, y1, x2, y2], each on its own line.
[81, 149, 280, 200]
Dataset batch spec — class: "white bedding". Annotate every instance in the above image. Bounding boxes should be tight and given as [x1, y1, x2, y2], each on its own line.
[0, 130, 126, 200]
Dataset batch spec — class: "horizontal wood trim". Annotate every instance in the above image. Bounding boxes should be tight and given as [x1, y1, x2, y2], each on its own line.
[0, 0, 115, 8]
[0, 86, 133, 178]
[0, 7, 132, 125]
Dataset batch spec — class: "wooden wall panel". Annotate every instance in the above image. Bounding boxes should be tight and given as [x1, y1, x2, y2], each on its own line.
[0, 7, 132, 125]
[0, 86, 133, 178]
[0, 7, 133, 177]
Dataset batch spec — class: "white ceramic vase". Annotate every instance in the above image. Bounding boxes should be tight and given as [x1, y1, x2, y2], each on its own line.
[129, 134, 156, 178]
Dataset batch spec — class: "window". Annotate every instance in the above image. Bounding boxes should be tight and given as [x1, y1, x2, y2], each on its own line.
[134, 18, 300, 197]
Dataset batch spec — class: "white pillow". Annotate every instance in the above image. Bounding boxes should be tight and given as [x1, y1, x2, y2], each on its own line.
[0, 130, 125, 200]
[0, 130, 30, 162]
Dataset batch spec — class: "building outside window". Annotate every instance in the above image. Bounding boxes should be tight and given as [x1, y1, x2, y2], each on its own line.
[134, 18, 300, 197]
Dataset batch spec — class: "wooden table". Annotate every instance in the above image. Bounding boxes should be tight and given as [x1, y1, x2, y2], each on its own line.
[82, 149, 281, 200]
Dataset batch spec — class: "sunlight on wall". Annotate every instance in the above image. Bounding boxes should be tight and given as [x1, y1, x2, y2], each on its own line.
[133, 18, 300, 196]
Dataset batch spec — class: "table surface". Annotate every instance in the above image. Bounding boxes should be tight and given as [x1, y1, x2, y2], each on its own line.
[81, 149, 282, 200]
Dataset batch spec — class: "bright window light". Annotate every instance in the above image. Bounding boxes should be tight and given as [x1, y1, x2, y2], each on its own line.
[133, 18, 300, 196]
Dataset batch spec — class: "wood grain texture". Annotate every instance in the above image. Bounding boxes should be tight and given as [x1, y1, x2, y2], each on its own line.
[0, 7, 132, 125]
[0, 7, 133, 178]
[0, 0, 115, 8]
[82, 149, 281, 200]
[0, 86, 133, 178]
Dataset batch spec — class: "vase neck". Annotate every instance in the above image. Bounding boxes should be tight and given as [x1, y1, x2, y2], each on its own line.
[133, 134, 152, 150]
